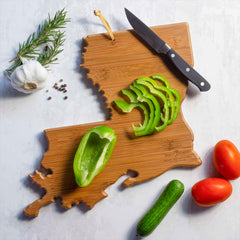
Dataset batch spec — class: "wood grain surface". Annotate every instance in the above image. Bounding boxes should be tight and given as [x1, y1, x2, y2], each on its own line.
[24, 22, 201, 217]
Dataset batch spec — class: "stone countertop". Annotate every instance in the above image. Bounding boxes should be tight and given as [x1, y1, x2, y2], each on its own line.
[0, 0, 240, 239]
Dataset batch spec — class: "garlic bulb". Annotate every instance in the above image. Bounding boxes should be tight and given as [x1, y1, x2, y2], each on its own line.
[10, 58, 48, 94]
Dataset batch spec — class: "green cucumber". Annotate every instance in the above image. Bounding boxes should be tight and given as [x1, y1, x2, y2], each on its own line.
[136, 180, 184, 237]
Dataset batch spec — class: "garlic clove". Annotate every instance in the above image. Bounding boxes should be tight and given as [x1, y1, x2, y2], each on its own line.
[23, 60, 48, 83]
[10, 66, 30, 93]
[33, 61, 48, 83]
[12, 65, 26, 85]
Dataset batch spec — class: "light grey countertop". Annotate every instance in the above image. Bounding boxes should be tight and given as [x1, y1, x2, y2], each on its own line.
[0, 0, 240, 239]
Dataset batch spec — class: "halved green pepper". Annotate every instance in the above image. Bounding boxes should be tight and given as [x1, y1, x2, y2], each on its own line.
[73, 126, 117, 187]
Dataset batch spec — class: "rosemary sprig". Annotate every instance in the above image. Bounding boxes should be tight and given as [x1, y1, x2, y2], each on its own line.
[6, 8, 70, 76]
[37, 31, 66, 67]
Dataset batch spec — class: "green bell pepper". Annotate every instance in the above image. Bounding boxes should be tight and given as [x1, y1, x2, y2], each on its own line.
[135, 79, 169, 132]
[73, 126, 117, 187]
[114, 99, 149, 136]
[132, 82, 161, 134]
[129, 84, 156, 135]
[121, 89, 149, 133]
[137, 76, 175, 124]
[151, 75, 181, 122]
[152, 74, 170, 88]
[113, 74, 181, 137]
[169, 87, 181, 121]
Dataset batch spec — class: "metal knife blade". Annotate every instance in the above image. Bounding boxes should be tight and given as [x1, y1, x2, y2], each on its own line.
[125, 8, 211, 92]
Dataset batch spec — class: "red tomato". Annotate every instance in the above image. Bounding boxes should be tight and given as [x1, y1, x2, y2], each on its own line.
[191, 178, 232, 207]
[213, 140, 240, 180]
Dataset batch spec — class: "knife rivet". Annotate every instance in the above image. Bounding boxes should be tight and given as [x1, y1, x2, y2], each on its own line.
[171, 53, 175, 58]
[200, 82, 205, 86]
[186, 67, 190, 72]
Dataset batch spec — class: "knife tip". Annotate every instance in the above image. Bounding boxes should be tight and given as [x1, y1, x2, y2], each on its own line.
[124, 8, 130, 14]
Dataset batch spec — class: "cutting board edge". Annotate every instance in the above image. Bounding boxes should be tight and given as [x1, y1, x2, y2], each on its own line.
[24, 22, 201, 217]
[82, 22, 194, 68]
[84, 22, 191, 39]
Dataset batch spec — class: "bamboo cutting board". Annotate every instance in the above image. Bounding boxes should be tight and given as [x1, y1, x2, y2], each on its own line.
[25, 22, 201, 217]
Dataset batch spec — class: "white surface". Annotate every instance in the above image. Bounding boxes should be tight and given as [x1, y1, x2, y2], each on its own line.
[0, 0, 240, 239]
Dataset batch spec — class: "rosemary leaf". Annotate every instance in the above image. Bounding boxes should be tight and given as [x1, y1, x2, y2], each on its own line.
[6, 8, 70, 76]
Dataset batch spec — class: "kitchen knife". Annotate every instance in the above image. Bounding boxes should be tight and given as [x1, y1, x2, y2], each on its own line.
[125, 8, 210, 91]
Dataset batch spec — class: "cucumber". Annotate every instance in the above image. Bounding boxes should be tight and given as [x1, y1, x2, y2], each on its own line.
[136, 180, 184, 237]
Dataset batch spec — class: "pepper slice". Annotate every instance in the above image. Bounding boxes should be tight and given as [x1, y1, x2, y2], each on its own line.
[121, 89, 138, 102]
[113, 75, 181, 137]
[151, 75, 181, 122]
[152, 74, 170, 88]
[121, 89, 149, 132]
[73, 126, 117, 187]
[169, 87, 181, 121]
[137, 76, 175, 124]
[114, 99, 149, 136]
[132, 82, 161, 134]
[135, 79, 169, 132]
[114, 88, 152, 136]
[130, 85, 155, 136]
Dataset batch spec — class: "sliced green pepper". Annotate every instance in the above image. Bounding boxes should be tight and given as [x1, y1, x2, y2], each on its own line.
[169, 87, 181, 121]
[114, 99, 149, 136]
[152, 74, 170, 88]
[130, 84, 156, 135]
[136, 77, 175, 124]
[132, 82, 161, 134]
[135, 79, 169, 132]
[113, 74, 181, 137]
[121, 89, 149, 133]
[137, 76, 175, 125]
[151, 75, 181, 122]
[73, 126, 117, 187]
[121, 89, 138, 103]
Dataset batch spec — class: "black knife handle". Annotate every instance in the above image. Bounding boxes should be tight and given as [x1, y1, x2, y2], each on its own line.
[166, 49, 210, 91]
